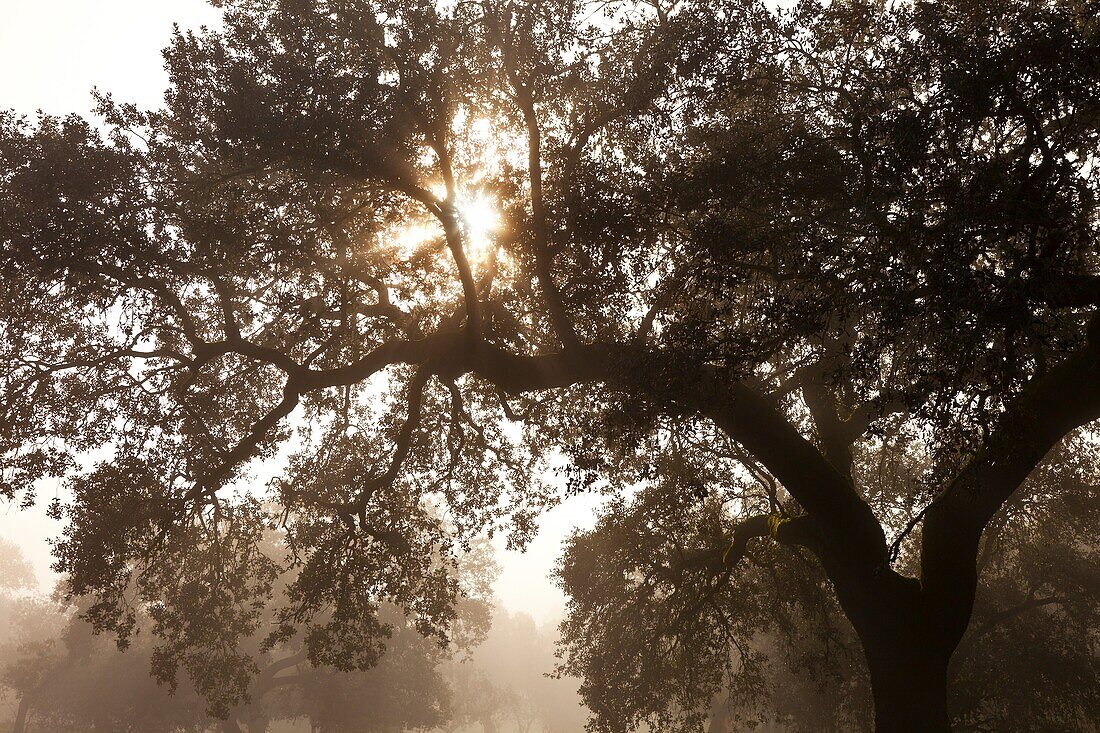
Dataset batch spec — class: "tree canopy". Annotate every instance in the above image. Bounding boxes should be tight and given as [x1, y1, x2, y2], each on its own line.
[1, 0, 1099, 730]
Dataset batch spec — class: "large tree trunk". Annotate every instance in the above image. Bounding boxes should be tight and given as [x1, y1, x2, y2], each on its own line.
[862, 633, 951, 732]
[837, 570, 956, 732]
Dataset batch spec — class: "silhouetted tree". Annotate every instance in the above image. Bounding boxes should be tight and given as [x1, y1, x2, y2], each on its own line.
[2, 0, 1099, 730]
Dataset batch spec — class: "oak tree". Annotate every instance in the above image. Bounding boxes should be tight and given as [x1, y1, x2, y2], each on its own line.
[2, 0, 1099, 730]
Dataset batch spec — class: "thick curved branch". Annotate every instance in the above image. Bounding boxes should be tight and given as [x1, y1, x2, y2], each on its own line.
[179, 335, 883, 573]
[669, 367, 886, 570]
[192, 380, 301, 496]
[254, 649, 308, 695]
[710, 514, 820, 570]
[516, 86, 580, 351]
[921, 322, 1100, 644]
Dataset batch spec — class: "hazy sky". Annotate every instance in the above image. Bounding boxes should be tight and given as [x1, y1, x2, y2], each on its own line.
[0, 0, 603, 625]
[0, 0, 222, 116]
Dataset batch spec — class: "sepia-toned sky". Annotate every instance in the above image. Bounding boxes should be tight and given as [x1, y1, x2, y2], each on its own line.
[0, 0, 603, 625]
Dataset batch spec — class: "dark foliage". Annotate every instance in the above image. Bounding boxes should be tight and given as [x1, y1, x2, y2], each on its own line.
[1, 1, 1098, 730]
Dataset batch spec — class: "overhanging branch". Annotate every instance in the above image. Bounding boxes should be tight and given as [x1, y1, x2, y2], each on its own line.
[921, 316, 1100, 642]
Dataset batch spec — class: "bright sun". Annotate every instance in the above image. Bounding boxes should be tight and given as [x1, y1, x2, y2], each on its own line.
[389, 190, 503, 268]
[454, 193, 501, 262]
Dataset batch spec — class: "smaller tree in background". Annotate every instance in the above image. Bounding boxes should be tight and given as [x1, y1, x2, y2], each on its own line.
[1, 591, 478, 733]
[206, 532, 497, 733]
[0, 531, 499, 733]
[442, 662, 514, 733]
[0, 538, 36, 597]
[7, 606, 211, 733]
[295, 622, 451, 733]
[0, 538, 67, 733]
[448, 608, 587, 733]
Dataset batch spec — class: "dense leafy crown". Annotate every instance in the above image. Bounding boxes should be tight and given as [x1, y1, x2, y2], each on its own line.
[1, 0, 1098, 726]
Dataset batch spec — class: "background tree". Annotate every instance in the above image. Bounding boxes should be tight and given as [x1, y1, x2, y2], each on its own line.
[0, 539, 36, 598]
[441, 661, 514, 733]
[206, 534, 496, 732]
[2, 0, 1099, 730]
[0, 537, 496, 733]
[3, 604, 212, 733]
[0, 539, 67, 733]
[294, 623, 450, 733]
[450, 608, 587, 733]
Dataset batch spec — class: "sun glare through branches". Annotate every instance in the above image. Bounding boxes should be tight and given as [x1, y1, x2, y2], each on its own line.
[454, 192, 502, 264]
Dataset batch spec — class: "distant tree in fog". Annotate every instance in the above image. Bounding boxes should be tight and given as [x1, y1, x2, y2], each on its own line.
[0, 539, 66, 733]
[4, 606, 211, 733]
[0, 539, 35, 597]
[448, 608, 587, 733]
[0, 537, 493, 733]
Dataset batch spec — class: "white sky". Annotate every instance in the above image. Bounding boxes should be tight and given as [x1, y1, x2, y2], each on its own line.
[0, 0, 604, 625]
